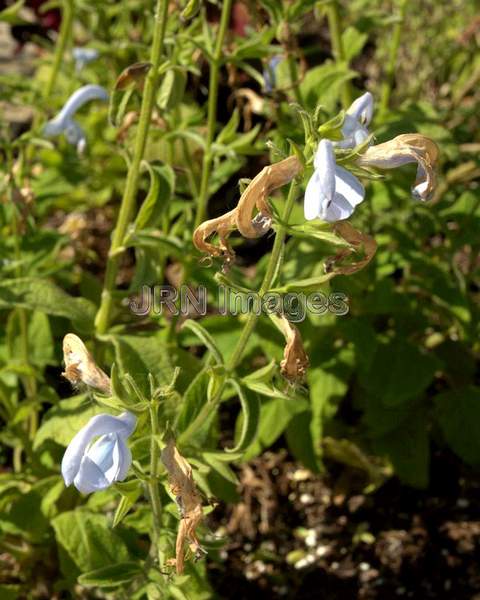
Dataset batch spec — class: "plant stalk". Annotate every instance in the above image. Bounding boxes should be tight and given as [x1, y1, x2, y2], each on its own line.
[194, 0, 233, 229]
[325, 0, 352, 109]
[44, 0, 74, 99]
[379, 0, 409, 114]
[148, 402, 163, 564]
[179, 178, 300, 446]
[95, 0, 169, 335]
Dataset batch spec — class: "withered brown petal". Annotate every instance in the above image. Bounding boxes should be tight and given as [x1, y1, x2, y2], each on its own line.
[161, 438, 204, 575]
[193, 156, 302, 261]
[356, 133, 439, 201]
[62, 334, 111, 394]
[325, 221, 377, 276]
[114, 62, 152, 91]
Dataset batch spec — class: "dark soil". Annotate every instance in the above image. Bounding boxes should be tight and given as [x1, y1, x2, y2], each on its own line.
[207, 448, 480, 600]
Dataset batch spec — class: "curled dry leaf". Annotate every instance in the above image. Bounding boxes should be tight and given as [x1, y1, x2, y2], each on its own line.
[277, 315, 309, 382]
[325, 221, 377, 275]
[233, 88, 265, 129]
[62, 334, 111, 394]
[161, 438, 204, 574]
[114, 62, 152, 91]
[356, 134, 439, 201]
[193, 155, 302, 262]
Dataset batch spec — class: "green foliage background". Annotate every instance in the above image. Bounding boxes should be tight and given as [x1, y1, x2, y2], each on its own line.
[0, 0, 479, 597]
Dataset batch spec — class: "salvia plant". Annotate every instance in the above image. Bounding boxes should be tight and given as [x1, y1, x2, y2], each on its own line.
[0, 0, 479, 597]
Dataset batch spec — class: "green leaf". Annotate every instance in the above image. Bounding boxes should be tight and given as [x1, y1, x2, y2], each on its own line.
[201, 453, 239, 485]
[372, 408, 430, 488]
[135, 163, 175, 230]
[0, 585, 21, 599]
[244, 396, 308, 460]
[158, 69, 187, 111]
[226, 379, 260, 454]
[176, 369, 212, 443]
[216, 108, 240, 145]
[34, 394, 103, 449]
[271, 272, 335, 293]
[52, 511, 131, 581]
[108, 86, 135, 127]
[7, 310, 54, 369]
[109, 333, 200, 397]
[78, 562, 142, 587]
[359, 339, 438, 407]
[286, 411, 319, 472]
[299, 63, 357, 112]
[0, 278, 96, 332]
[0, 0, 27, 25]
[307, 347, 352, 460]
[181, 320, 224, 365]
[434, 387, 480, 466]
[342, 27, 368, 61]
[113, 480, 142, 526]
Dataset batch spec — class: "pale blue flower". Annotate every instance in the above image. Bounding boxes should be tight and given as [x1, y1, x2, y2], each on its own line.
[335, 91, 374, 149]
[61, 411, 136, 494]
[263, 55, 283, 92]
[72, 47, 99, 71]
[43, 84, 109, 154]
[304, 139, 365, 222]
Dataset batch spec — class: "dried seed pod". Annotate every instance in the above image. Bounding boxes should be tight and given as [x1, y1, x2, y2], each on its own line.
[277, 315, 309, 383]
[193, 156, 302, 261]
[161, 438, 205, 574]
[62, 334, 111, 395]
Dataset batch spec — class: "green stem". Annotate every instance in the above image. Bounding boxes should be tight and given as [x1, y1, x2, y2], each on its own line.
[379, 0, 408, 114]
[95, 0, 169, 335]
[179, 178, 300, 446]
[148, 402, 162, 563]
[9, 180, 38, 441]
[325, 0, 352, 109]
[44, 0, 74, 99]
[194, 0, 233, 229]
[287, 53, 303, 105]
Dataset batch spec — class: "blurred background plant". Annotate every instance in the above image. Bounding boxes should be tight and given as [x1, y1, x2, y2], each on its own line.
[0, 0, 479, 598]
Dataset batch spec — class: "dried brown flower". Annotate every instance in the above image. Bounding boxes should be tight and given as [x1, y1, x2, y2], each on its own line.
[193, 155, 302, 261]
[161, 438, 204, 574]
[62, 334, 111, 394]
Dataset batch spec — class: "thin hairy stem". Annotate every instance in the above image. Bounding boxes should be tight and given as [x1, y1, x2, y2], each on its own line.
[148, 402, 163, 564]
[194, 0, 233, 228]
[95, 0, 169, 335]
[379, 0, 409, 114]
[325, 0, 352, 109]
[45, 0, 74, 99]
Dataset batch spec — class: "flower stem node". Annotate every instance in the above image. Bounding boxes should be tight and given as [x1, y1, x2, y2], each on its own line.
[304, 92, 439, 223]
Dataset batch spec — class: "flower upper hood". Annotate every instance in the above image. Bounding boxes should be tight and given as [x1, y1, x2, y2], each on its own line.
[61, 411, 136, 494]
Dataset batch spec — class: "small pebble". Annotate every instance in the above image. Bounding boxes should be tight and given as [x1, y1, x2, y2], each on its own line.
[300, 493, 314, 505]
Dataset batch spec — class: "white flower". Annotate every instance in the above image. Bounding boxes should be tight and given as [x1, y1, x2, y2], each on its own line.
[304, 139, 365, 222]
[335, 91, 374, 149]
[61, 411, 136, 494]
[72, 47, 99, 72]
[43, 84, 109, 154]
